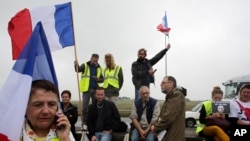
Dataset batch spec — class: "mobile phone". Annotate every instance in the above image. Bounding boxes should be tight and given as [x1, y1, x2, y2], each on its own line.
[55, 102, 65, 130]
[153, 69, 157, 73]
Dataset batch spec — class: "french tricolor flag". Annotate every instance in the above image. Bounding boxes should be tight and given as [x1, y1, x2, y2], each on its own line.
[8, 2, 75, 60]
[157, 12, 171, 36]
[0, 22, 58, 141]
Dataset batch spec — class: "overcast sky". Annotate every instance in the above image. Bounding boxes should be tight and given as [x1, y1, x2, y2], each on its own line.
[1, 0, 250, 101]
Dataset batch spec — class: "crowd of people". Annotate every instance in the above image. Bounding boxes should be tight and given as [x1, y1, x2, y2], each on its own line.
[21, 44, 176, 141]
[73, 44, 173, 141]
[20, 43, 250, 141]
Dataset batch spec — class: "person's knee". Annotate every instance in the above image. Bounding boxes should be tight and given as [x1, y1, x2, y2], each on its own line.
[145, 136, 156, 141]
[131, 129, 140, 141]
[100, 134, 112, 141]
[211, 125, 225, 133]
[145, 132, 156, 141]
[131, 132, 139, 140]
[205, 126, 229, 141]
[131, 135, 139, 141]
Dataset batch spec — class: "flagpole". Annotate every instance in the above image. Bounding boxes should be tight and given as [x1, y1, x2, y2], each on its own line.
[165, 35, 167, 76]
[165, 34, 170, 76]
[69, 2, 83, 127]
[164, 10, 168, 76]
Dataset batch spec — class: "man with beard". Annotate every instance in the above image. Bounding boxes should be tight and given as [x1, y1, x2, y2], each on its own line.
[131, 44, 170, 100]
[151, 76, 185, 141]
[87, 87, 121, 141]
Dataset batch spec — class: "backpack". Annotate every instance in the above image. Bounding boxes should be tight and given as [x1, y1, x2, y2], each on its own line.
[112, 121, 128, 132]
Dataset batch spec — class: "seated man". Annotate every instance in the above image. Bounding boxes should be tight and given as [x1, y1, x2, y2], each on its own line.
[87, 87, 121, 141]
[130, 86, 160, 141]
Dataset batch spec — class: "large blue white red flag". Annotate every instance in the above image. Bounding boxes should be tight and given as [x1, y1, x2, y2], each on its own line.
[0, 22, 58, 141]
[8, 2, 75, 60]
[157, 13, 171, 36]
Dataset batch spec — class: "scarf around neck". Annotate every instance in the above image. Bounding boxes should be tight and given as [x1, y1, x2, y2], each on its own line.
[21, 120, 59, 141]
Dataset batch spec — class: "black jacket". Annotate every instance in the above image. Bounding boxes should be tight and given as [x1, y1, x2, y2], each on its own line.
[61, 102, 78, 138]
[131, 48, 168, 89]
[87, 100, 121, 138]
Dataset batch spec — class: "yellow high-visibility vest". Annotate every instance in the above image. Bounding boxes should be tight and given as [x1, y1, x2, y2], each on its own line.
[20, 135, 59, 141]
[103, 65, 121, 89]
[80, 63, 102, 92]
[195, 100, 212, 133]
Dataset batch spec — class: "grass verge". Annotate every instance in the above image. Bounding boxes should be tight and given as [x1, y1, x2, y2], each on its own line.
[72, 99, 203, 117]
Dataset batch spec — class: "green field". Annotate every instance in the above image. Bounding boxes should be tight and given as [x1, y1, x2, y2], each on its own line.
[72, 99, 202, 117]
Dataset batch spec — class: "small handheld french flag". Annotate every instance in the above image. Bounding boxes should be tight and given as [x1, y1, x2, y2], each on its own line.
[157, 12, 171, 36]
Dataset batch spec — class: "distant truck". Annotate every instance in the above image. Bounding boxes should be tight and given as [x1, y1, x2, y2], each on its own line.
[222, 75, 250, 99]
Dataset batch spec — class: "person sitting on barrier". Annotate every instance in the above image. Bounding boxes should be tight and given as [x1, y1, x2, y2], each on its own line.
[228, 84, 250, 141]
[130, 86, 160, 141]
[196, 86, 229, 141]
[87, 87, 121, 141]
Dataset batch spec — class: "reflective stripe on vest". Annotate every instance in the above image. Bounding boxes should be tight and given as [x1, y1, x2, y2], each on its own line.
[80, 63, 102, 92]
[103, 65, 121, 88]
[195, 100, 212, 133]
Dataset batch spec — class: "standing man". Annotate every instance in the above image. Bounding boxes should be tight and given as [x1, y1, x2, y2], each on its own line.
[103, 53, 123, 104]
[74, 53, 103, 129]
[61, 90, 78, 140]
[151, 76, 185, 141]
[87, 87, 121, 141]
[131, 44, 170, 100]
[130, 86, 160, 141]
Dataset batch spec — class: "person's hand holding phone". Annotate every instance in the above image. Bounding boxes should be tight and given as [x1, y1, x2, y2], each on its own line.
[91, 136, 98, 141]
[55, 111, 71, 140]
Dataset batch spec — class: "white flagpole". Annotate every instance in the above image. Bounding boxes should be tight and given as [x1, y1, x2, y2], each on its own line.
[165, 34, 167, 76]
[164, 10, 169, 76]
[165, 34, 170, 76]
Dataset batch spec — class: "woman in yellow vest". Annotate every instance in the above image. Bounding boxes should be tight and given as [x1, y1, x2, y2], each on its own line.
[103, 53, 123, 104]
[196, 86, 229, 141]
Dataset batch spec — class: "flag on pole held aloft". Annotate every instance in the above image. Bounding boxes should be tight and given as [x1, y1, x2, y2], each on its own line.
[8, 2, 75, 60]
[0, 22, 58, 141]
[157, 12, 171, 36]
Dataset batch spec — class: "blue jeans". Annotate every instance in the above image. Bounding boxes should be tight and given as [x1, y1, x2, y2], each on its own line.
[135, 88, 141, 101]
[82, 89, 96, 123]
[95, 132, 112, 141]
[131, 128, 156, 141]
